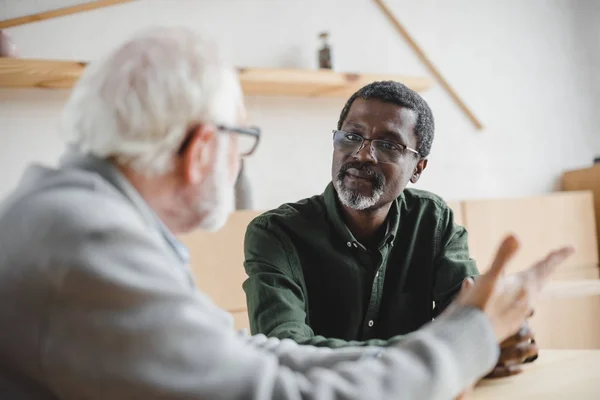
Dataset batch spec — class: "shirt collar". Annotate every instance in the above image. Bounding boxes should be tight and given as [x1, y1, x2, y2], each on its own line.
[323, 182, 402, 250]
[59, 150, 190, 265]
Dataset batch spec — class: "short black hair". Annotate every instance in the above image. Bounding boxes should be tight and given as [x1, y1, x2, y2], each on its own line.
[337, 81, 435, 157]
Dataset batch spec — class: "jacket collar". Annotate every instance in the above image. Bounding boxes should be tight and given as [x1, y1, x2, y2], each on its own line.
[59, 150, 190, 265]
[323, 182, 401, 250]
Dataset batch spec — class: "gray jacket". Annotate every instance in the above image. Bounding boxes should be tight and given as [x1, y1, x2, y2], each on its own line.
[0, 152, 498, 399]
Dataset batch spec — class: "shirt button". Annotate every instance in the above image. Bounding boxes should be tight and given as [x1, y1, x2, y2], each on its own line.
[347, 241, 352, 247]
[368, 320, 374, 327]
[353, 242, 358, 248]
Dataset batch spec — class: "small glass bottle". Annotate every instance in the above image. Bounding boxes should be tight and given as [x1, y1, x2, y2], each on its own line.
[318, 32, 333, 70]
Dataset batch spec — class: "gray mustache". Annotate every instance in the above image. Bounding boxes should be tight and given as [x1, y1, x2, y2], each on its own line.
[338, 162, 385, 188]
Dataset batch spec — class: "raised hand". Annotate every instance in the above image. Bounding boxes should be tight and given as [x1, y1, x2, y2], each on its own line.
[454, 235, 574, 344]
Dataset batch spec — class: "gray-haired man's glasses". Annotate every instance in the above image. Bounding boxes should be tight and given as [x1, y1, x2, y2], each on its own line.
[332, 130, 419, 164]
[178, 124, 261, 157]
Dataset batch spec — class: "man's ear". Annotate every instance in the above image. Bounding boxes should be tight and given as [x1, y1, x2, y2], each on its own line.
[180, 124, 216, 185]
[410, 158, 428, 184]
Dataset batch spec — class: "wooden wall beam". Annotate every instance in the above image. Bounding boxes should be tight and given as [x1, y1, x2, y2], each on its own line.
[373, 0, 484, 130]
[0, 0, 137, 29]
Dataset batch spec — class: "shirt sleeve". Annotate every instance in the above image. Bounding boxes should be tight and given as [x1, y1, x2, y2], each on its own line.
[432, 206, 480, 318]
[243, 218, 397, 348]
[41, 194, 500, 400]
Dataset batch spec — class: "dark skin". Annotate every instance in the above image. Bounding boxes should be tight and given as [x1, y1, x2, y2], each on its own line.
[332, 98, 537, 379]
[332, 98, 426, 244]
[487, 323, 539, 378]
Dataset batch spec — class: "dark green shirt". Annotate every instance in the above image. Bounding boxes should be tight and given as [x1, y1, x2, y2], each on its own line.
[243, 183, 478, 348]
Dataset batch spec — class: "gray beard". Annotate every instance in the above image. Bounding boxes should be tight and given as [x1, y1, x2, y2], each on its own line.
[334, 177, 384, 210]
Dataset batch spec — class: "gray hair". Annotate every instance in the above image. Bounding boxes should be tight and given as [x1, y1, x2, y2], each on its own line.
[61, 27, 242, 176]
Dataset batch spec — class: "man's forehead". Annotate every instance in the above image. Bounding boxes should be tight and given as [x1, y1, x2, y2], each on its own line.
[396, 107, 418, 127]
[344, 98, 417, 136]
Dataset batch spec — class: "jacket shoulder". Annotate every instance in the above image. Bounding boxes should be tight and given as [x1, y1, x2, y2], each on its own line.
[402, 188, 454, 213]
[0, 165, 146, 252]
[249, 193, 327, 231]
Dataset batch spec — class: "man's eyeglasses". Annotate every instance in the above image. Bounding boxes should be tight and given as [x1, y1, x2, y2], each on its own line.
[177, 124, 261, 157]
[332, 130, 419, 164]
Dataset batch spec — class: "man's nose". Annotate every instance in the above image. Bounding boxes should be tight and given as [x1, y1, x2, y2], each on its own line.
[352, 140, 377, 163]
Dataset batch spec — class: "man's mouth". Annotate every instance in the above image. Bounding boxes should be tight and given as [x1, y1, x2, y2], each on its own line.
[344, 168, 375, 181]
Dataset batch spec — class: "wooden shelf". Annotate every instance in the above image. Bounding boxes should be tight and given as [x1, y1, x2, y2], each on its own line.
[238, 67, 432, 97]
[0, 58, 433, 96]
[0, 58, 84, 89]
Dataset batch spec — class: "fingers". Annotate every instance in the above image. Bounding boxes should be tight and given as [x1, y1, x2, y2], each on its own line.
[528, 246, 575, 286]
[497, 341, 538, 365]
[461, 277, 475, 291]
[486, 235, 520, 280]
[523, 341, 539, 364]
[494, 292, 532, 342]
[476, 239, 573, 345]
[485, 364, 523, 379]
[500, 325, 534, 348]
[498, 324, 538, 366]
[454, 277, 476, 305]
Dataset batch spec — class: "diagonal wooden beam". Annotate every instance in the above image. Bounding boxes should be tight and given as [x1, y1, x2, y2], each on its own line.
[373, 0, 484, 130]
[0, 0, 137, 29]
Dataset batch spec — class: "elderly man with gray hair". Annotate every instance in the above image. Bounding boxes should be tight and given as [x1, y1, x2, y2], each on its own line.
[0, 27, 572, 400]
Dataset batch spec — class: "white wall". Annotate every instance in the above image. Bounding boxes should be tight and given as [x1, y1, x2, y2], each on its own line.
[574, 0, 600, 158]
[0, 0, 598, 208]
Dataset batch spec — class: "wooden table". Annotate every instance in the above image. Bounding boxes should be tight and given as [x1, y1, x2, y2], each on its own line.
[472, 350, 600, 399]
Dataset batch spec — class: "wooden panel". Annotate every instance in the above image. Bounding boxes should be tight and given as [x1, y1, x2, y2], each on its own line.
[552, 265, 600, 282]
[464, 192, 600, 349]
[464, 191, 598, 274]
[179, 211, 263, 311]
[0, 58, 433, 95]
[231, 310, 250, 332]
[447, 201, 464, 227]
[562, 165, 600, 256]
[542, 278, 600, 300]
[532, 269, 600, 349]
